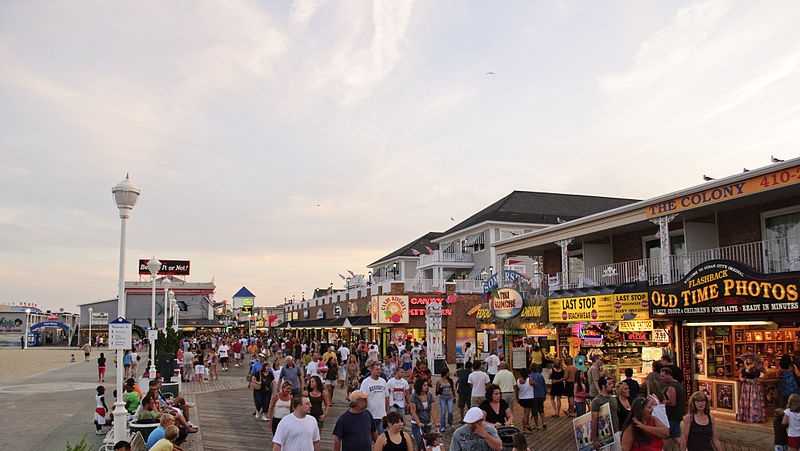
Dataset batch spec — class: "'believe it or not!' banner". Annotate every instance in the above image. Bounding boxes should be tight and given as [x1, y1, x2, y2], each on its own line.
[138, 259, 190, 276]
[649, 259, 800, 317]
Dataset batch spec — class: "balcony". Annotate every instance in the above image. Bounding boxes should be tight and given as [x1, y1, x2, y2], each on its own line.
[549, 238, 798, 292]
[418, 251, 475, 269]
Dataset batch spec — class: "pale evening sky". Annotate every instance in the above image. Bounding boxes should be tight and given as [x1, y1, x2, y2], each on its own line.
[2, 0, 800, 311]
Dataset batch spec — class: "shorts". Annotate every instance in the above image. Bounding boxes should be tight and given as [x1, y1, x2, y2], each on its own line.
[470, 396, 484, 408]
[389, 405, 406, 416]
[457, 394, 470, 409]
[564, 382, 575, 396]
[195, 365, 205, 375]
[324, 379, 335, 386]
[531, 397, 545, 414]
[788, 438, 800, 449]
[220, 357, 229, 364]
[402, 362, 412, 371]
[519, 398, 535, 409]
[234, 353, 241, 359]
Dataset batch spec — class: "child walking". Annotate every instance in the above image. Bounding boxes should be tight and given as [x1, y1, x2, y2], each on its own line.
[783, 394, 800, 451]
[94, 386, 108, 435]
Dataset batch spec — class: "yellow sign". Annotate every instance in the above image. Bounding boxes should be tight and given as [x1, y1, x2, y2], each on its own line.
[613, 292, 650, 320]
[646, 164, 800, 218]
[549, 295, 614, 323]
[524, 325, 557, 339]
[618, 319, 654, 332]
[370, 295, 409, 324]
[520, 305, 544, 319]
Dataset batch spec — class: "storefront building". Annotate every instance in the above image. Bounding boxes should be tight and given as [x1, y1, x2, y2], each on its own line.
[493, 158, 800, 424]
[649, 259, 800, 417]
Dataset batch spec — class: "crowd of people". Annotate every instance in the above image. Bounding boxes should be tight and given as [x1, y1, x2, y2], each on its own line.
[98, 330, 800, 451]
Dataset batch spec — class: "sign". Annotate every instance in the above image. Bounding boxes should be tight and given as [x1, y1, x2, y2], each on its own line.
[234, 297, 254, 313]
[147, 328, 158, 342]
[613, 292, 649, 320]
[524, 326, 557, 339]
[410, 296, 452, 316]
[618, 319, 654, 332]
[512, 347, 527, 369]
[489, 288, 524, 319]
[649, 259, 800, 317]
[370, 295, 409, 324]
[624, 332, 650, 341]
[520, 305, 544, 319]
[645, 163, 800, 218]
[0, 317, 23, 332]
[334, 305, 342, 318]
[108, 317, 132, 350]
[549, 294, 614, 323]
[652, 328, 670, 343]
[138, 259, 190, 276]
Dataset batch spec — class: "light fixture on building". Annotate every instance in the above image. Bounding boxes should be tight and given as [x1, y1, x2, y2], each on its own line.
[683, 320, 776, 327]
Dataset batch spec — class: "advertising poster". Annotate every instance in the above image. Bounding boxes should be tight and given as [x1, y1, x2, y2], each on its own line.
[573, 412, 593, 451]
[455, 328, 475, 364]
[371, 295, 409, 324]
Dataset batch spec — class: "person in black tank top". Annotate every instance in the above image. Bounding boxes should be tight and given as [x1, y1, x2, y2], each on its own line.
[680, 391, 722, 451]
[374, 412, 413, 451]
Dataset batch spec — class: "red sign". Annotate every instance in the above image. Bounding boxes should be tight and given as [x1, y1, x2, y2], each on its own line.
[409, 296, 452, 317]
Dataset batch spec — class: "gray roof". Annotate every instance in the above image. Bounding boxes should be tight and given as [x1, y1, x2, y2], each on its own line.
[369, 231, 444, 267]
[439, 191, 640, 238]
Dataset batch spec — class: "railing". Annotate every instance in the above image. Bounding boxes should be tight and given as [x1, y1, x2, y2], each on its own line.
[549, 238, 798, 292]
[453, 279, 484, 293]
[419, 251, 474, 267]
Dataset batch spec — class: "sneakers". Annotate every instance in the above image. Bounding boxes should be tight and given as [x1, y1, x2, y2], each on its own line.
[260, 414, 268, 421]
[95, 430, 105, 435]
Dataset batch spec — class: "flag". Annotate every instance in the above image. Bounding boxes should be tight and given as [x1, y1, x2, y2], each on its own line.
[424, 245, 434, 254]
[410, 249, 421, 256]
[347, 270, 356, 277]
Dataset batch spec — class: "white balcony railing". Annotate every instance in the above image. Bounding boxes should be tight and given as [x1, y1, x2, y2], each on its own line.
[419, 251, 474, 267]
[453, 279, 484, 293]
[549, 238, 798, 292]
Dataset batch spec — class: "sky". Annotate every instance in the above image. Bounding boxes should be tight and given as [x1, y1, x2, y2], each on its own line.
[2, 0, 800, 311]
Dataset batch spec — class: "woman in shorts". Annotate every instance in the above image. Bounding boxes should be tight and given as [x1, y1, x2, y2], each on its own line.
[193, 353, 205, 383]
[517, 369, 535, 431]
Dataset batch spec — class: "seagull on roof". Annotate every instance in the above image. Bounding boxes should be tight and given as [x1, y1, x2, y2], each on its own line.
[450, 217, 455, 221]
[772, 155, 785, 163]
[703, 175, 714, 181]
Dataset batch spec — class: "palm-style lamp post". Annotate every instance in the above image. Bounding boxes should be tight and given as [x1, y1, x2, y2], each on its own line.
[162, 278, 171, 330]
[147, 257, 161, 378]
[112, 174, 140, 443]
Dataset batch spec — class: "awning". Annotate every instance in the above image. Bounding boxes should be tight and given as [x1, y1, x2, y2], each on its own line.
[279, 316, 373, 329]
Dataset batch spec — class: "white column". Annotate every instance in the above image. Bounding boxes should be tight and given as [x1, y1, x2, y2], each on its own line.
[496, 253, 506, 287]
[149, 273, 157, 378]
[650, 215, 677, 284]
[113, 216, 128, 443]
[556, 239, 573, 287]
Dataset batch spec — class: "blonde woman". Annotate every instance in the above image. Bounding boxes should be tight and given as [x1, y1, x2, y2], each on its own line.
[680, 391, 722, 451]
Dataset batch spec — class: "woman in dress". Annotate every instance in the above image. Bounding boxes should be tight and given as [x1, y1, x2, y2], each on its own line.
[324, 355, 339, 403]
[346, 354, 361, 394]
[307, 375, 330, 427]
[737, 356, 765, 423]
[549, 359, 565, 417]
[620, 395, 669, 451]
[681, 390, 722, 451]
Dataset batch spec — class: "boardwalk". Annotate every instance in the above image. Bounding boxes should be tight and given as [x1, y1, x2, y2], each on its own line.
[196, 387, 348, 451]
[183, 361, 772, 451]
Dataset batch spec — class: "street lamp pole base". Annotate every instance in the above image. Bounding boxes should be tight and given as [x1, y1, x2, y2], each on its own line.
[112, 400, 128, 443]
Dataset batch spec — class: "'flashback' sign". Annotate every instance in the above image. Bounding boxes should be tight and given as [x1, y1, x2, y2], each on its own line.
[649, 260, 800, 317]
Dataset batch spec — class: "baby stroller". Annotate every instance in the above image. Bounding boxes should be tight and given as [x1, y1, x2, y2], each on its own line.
[496, 426, 522, 451]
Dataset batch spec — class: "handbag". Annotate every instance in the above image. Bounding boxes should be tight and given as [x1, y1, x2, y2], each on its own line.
[248, 375, 261, 390]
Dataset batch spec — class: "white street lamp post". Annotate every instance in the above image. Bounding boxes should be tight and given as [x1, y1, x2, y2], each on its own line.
[111, 174, 140, 443]
[147, 257, 161, 379]
[88, 307, 93, 347]
[24, 308, 31, 349]
[163, 278, 171, 330]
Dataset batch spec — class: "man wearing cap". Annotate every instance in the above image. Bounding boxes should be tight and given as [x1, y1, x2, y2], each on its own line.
[449, 407, 503, 451]
[333, 391, 376, 451]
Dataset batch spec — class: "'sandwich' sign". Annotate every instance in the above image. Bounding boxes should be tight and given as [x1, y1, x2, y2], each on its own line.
[649, 259, 800, 317]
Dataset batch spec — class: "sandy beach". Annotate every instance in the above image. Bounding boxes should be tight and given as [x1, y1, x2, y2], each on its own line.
[0, 348, 91, 384]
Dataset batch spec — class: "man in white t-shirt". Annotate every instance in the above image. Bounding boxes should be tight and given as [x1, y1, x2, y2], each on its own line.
[463, 342, 475, 367]
[218, 343, 230, 371]
[305, 353, 320, 378]
[467, 361, 491, 407]
[272, 396, 320, 451]
[485, 352, 500, 383]
[368, 343, 379, 363]
[338, 344, 350, 363]
[386, 367, 410, 415]
[359, 361, 389, 433]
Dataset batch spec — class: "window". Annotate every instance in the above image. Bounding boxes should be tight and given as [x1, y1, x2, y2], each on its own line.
[762, 206, 800, 272]
[644, 233, 686, 260]
[463, 231, 486, 253]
